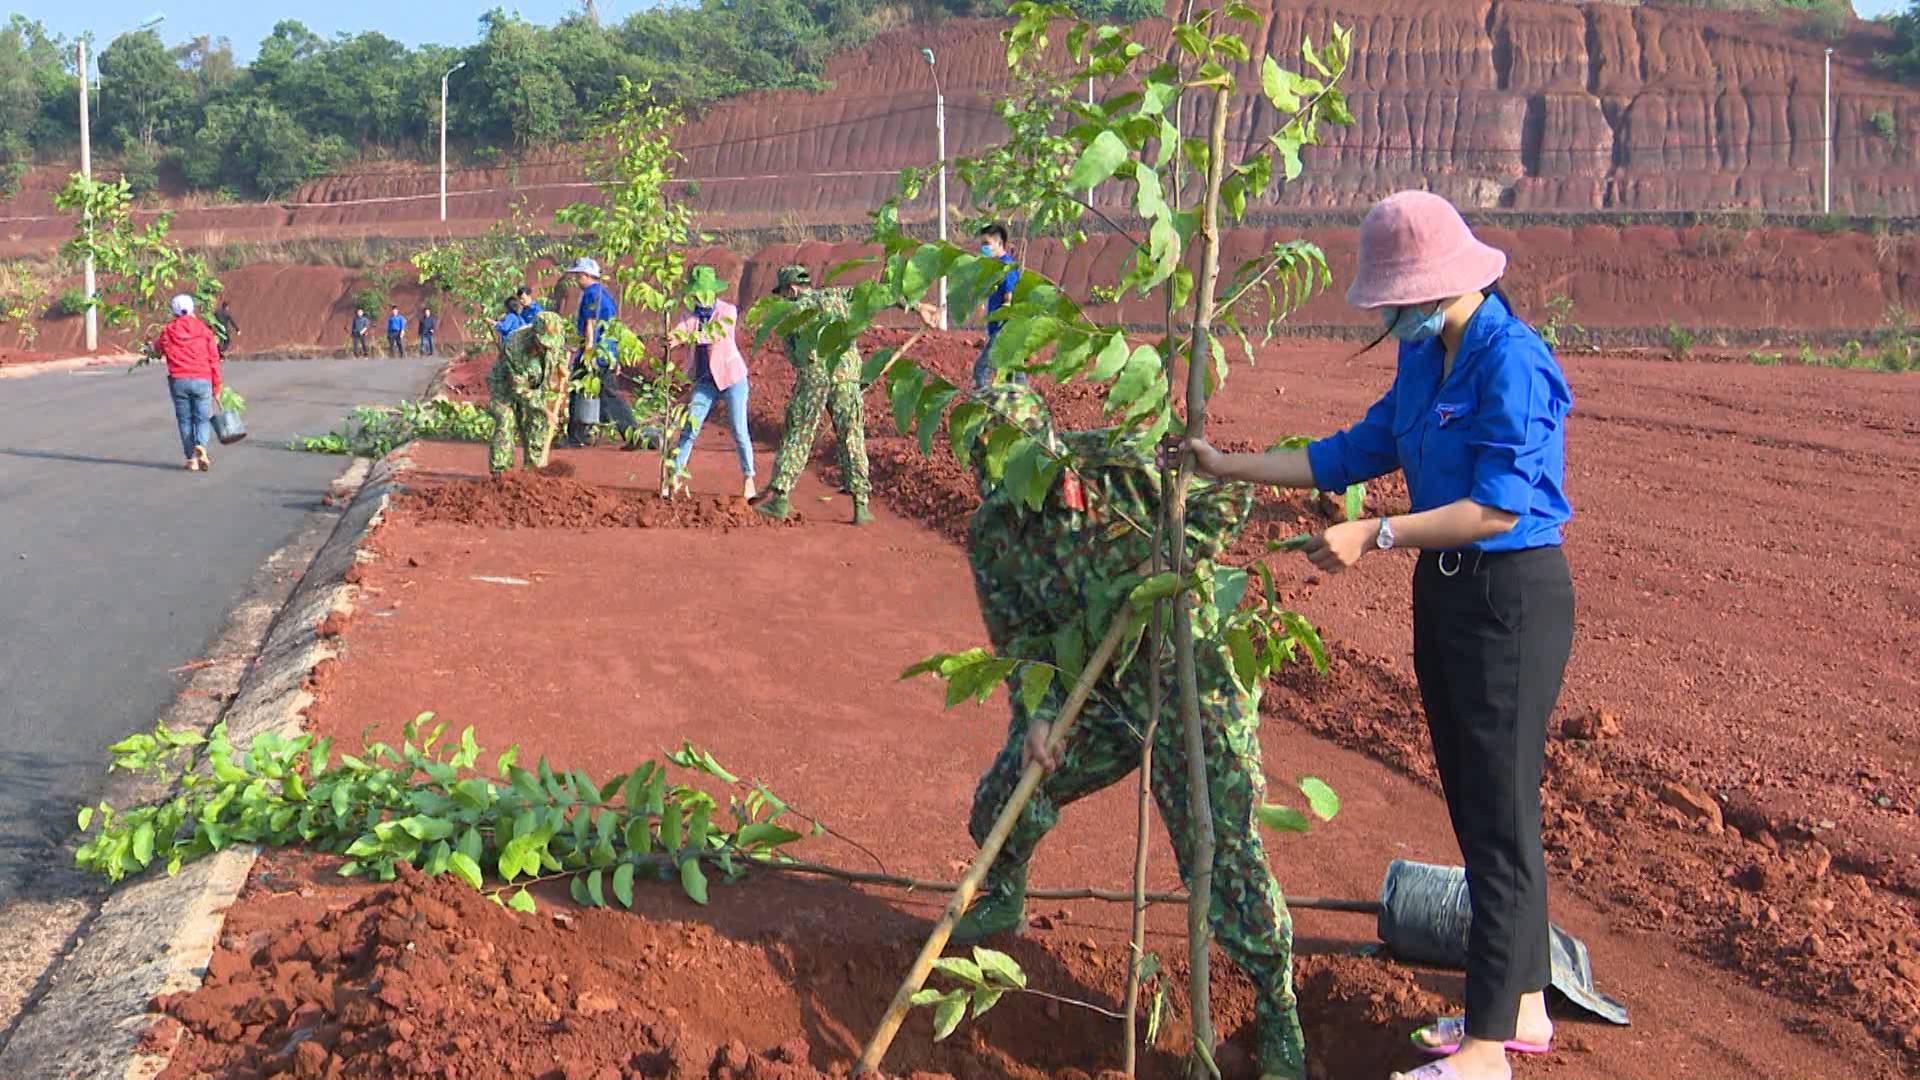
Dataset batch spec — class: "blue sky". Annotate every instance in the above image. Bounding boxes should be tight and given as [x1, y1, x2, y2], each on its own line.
[25, 2, 655, 61]
[20, 0, 1912, 61]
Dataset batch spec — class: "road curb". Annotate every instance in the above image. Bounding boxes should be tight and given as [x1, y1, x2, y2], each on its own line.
[0, 449, 414, 1080]
[0, 353, 137, 380]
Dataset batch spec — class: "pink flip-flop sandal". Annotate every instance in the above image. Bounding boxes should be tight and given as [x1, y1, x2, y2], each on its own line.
[1411, 1016, 1553, 1056]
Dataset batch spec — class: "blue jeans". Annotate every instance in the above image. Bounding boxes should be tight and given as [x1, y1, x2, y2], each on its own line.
[672, 375, 754, 479]
[973, 334, 1029, 392]
[169, 377, 213, 459]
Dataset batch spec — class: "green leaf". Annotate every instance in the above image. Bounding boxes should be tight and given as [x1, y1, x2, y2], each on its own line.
[1256, 804, 1313, 833]
[1299, 776, 1341, 821]
[661, 803, 683, 852]
[1226, 626, 1260, 692]
[132, 823, 155, 867]
[587, 868, 606, 907]
[970, 987, 1004, 1019]
[624, 815, 653, 855]
[1343, 483, 1365, 522]
[507, 888, 536, 914]
[1129, 572, 1182, 608]
[1109, 346, 1161, 412]
[679, 858, 709, 905]
[972, 947, 1027, 988]
[398, 815, 455, 841]
[1213, 567, 1250, 614]
[736, 822, 804, 849]
[1278, 611, 1329, 673]
[932, 956, 985, 988]
[1089, 334, 1131, 381]
[448, 851, 483, 890]
[1262, 56, 1302, 113]
[77, 807, 93, 831]
[1067, 130, 1129, 192]
[571, 874, 592, 906]
[612, 863, 635, 908]
[910, 988, 946, 1007]
[931, 991, 966, 1041]
[1133, 168, 1165, 221]
[1017, 664, 1054, 715]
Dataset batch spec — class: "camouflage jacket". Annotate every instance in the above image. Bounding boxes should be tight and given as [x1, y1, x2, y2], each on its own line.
[966, 387, 1253, 685]
[489, 311, 569, 401]
[783, 287, 857, 370]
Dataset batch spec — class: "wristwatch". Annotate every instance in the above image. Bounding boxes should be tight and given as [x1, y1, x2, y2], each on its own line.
[1374, 517, 1397, 551]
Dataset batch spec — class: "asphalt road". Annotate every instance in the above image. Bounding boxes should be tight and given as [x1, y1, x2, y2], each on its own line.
[0, 357, 435, 904]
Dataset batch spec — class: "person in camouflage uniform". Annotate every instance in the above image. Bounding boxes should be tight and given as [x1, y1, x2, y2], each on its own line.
[754, 264, 872, 524]
[955, 385, 1306, 1080]
[487, 309, 571, 474]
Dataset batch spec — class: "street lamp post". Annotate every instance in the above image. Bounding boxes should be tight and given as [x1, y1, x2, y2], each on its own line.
[1823, 47, 1834, 215]
[77, 12, 165, 353]
[440, 61, 467, 224]
[78, 37, 94, 352]
[921, 48, 948, 331]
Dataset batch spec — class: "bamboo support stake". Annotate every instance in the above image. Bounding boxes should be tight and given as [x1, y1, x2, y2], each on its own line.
[855, 609, 1136, 1076]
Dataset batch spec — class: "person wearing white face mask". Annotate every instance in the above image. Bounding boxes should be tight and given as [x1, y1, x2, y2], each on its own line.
[1184, 191, 1575, 1080]
[970, 222, 1022, 392]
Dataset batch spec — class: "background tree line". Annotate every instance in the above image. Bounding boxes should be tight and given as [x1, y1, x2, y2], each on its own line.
[0, 0, 1912, 202]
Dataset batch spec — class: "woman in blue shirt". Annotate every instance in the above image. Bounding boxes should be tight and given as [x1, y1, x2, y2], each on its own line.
[1188, 192, 1573, 1080]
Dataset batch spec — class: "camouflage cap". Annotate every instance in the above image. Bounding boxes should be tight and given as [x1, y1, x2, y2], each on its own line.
[775, 264, 812, 290]
[505, 310, 571, 361]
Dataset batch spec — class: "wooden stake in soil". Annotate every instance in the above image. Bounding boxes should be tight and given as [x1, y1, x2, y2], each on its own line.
[1169, 83, 1235, 1080]
[855, 610, 1135, 1077]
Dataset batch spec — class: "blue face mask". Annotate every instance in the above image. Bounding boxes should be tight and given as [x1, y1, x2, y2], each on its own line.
[692, 303, 715, 321]
[980, 244, 995, 257]
[1382, 302, 1446, 343]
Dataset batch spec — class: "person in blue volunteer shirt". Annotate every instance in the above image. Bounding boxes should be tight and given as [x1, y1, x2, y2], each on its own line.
[970, 222, 1022, 391]
[1185, 191, 1573, 1080]
[514, 286, 542, 320]
[496, 295, 526, 345]
[560, 257, 637, 447]
[385, 306, 406, 358]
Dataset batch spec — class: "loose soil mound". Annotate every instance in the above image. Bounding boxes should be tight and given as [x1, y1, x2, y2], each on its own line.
[396, 472, 789, 531]
[149, 861, 1447, 1080]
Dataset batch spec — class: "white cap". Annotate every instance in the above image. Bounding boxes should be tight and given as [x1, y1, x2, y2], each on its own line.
[565, 257, 602, 278]
[170, 294, 195, 317]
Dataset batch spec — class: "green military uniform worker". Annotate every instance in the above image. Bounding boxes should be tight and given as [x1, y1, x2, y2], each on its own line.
[487, 310, 571, 474]
[954, 386, 1306, 1080]
[755, 265, 872, 524]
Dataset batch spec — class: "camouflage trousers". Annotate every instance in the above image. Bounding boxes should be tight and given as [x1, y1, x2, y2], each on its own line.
[768, 354, 868, 499]
[968, 680, 1302, 1074]
[487, 393, 553, 474]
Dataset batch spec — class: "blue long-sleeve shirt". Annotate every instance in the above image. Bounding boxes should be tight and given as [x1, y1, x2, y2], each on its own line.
[386, 314, 405, 334]
[984, 254, 1018, 340]
[1306, 293, 1573, 552]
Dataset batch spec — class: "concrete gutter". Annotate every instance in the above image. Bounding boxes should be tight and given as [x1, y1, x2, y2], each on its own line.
[0, 449, 413, 1080]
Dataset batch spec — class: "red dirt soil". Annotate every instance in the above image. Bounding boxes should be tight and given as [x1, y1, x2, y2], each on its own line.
[149, 331, 1919, 1079]
[394, 471, 792, 532]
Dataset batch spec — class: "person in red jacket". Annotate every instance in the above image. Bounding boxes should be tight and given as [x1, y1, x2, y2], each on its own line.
[151, 294, 224, 472]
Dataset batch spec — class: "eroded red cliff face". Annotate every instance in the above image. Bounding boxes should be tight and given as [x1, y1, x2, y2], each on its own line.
[679, 1, 1920, 223]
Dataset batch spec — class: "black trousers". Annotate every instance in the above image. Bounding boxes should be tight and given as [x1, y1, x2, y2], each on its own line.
[566, 358, 638, 443]
[1411, 545, 1573, 1042]
[387, 332, 405, 357]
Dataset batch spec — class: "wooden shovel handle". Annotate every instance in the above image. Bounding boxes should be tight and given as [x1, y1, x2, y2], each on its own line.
[855, 609, 1136, 1076]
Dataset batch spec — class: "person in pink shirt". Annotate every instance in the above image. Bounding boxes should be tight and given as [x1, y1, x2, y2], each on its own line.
[150, 294, 223, 472]
[662, 266, 754, 499]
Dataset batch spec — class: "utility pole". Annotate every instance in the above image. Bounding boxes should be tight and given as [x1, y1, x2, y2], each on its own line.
[440, 61, 466, 224]
[78, 37, 94, 352]
[1823, 47, 1834, 215]
[77, 13, 165, 353]
[922, 48, 949, 331]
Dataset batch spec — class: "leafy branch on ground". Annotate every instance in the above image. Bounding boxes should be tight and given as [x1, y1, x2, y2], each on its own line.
[291, 398, 494, 456]
[75, 716, 820, 914]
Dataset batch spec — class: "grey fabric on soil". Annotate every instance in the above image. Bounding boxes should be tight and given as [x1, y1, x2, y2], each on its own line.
[1377, 860, 1631, 1025]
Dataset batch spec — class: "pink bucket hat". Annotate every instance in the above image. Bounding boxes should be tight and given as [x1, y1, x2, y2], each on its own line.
[1346, 191, 1508, 309]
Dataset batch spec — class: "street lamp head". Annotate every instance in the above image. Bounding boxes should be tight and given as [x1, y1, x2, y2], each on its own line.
[137, 13, 166, 31]
[449, 60, 469, 75]
[920, 48, 935, 65]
